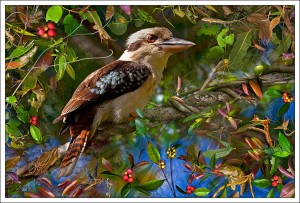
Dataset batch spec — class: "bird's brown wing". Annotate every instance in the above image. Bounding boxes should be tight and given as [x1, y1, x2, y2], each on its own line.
[55, 60, 152, 179]
[53, 60, 152, 124]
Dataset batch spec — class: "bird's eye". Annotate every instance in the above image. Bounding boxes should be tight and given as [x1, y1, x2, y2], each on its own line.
[146, 34, 157, 43]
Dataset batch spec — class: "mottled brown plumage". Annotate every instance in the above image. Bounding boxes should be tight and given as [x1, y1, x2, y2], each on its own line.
[54, 27, 195, 179]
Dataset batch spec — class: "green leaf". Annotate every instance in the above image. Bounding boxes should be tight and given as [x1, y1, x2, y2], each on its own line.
[253, 179, 271, 188]
[108, 22, 127, 36]
[66, 64, 75, 80]
[135, 119, 147, 136]
[197, 24, 219, 36]
[193, 188, 210, 196]
[210, 153, 216, 169]
[188, 118, 203, 133]
[229, 30, 252, 69]
[207, 46, 224, 61]
[270, 156, 279, 175]
[16, 105, 30, 123]
[235, 121, 261, 133]
[138, 9, 157, 23]
[278, 131, 292, 152]
[121, 183, 131, 198]
[30, 125, 42, 144]
[139, 179, 164, 191]
[265, 89, 282, 98]
[135, 108, 144, 118]
[273, 150, 290, 157]
[147, 142, 160, 164]
[133, 19, 144, 27]
[183, 114, 201, 122]
[6, 43, 34, 60]
[7, 118, 21, 128]
[65, 46, 77, 62]
[277, 102, 290, 117]
[55, 55, 67, 80]
[63, 14, 80, 35]
[220, 140, 231, 148]
[6, 96, 17, 104]
[5, 124, 22, 137]
[217, 28, 234, 48]
[203, 147, 233, 159]
[267, 188, 274, 198]
[224, 34, 235, 45]
[46, 6, 63, 23]
[6, 23, 36, 36]
[101, 171, 121, 180]
[22, 70, 38, 96]
[133, 186, 149, 196]
[176, 185, 186, 194]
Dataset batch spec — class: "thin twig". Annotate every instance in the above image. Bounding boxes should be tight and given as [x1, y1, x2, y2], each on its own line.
[170, 159, 176, 197]
[161, 169, 176, 197]
[247, 126, 273, 147]
[198, 60, 227, 95]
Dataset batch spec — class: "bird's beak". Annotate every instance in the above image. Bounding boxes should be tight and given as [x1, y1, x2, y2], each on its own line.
[158, 38, 195, 53]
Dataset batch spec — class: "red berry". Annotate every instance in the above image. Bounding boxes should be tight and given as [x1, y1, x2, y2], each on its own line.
[186, 186, 191, 190]
[272, 181, 278, 187]
[122, 175, 129, 181]
[128, 178, 134, 183]
[273, 175, 279, 181]
[37, 28, 45, 36]
[190, 186, 196, 191]
[47, 21, 56, 30]
[186, 189, 191, 194]
[47, 29, 56, 37]
[126, 169, 132, 174]
[283, 92, 287, 96]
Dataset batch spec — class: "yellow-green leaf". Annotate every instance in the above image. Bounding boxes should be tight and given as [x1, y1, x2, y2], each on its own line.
[46, 6, 63, 23]
[193, 188, 210, 196]
[30, 125, 42, 144]
[205, 6, 218, 13]
[147, 142, 160, 164]
[66, 64, 75, 80]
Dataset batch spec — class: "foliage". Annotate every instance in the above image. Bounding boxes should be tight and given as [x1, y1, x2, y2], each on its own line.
[4, 4, 295, 198]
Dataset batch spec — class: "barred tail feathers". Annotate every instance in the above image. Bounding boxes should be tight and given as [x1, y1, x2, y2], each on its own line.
[56, 130, 89, 180]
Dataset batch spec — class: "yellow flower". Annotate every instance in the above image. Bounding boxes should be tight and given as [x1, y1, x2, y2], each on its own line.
[166, 146, 176, 159]
[158, 160, 166, 169]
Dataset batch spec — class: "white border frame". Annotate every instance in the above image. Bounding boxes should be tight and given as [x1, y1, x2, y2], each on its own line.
[1, 1, 299, 202]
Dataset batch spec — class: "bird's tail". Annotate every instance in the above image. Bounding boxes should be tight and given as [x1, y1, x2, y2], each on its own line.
[56, 130, 90, 180]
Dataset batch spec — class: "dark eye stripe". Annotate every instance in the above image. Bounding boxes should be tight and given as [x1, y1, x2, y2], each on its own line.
[127, 39, 144, 52]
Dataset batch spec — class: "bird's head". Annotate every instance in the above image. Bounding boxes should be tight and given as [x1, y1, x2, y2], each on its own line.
[119, 27, 195, 71]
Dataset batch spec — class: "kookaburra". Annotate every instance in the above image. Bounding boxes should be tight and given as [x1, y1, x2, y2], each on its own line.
[53, 27, 195, 179]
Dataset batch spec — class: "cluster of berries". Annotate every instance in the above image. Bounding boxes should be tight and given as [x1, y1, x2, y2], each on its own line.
[282, 92, 294, 103]
[36, 21, 56, 39]
[122, 169, 134, 183]
[30, 116, 38, 126]
[186, 185, 196, 194]
[271, 175, 282, 187]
